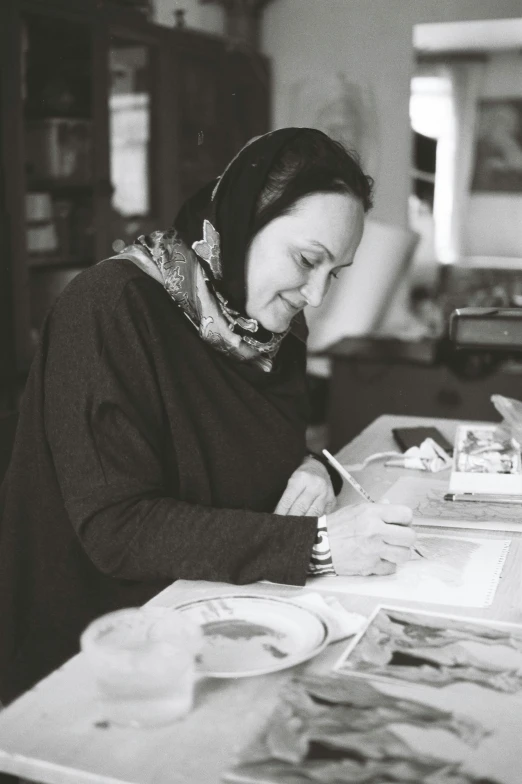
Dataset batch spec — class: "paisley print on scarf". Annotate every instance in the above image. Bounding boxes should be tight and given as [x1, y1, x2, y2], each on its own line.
[111, 225, 286, 371]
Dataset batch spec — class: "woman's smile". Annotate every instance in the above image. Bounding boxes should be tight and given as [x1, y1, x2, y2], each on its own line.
[278, 294, 302, 314]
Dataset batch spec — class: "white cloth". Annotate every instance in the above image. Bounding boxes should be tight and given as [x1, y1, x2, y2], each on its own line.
[292, 592, 366, 642]
[385, 437, 452, 473]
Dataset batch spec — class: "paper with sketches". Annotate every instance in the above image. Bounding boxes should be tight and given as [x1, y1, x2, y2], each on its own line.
[450, 424, 522, 496]
[224, 671, 498, 784]
[383, 476, 522, 532]
[307, 534, 510, 608]
[335, 605, 522, 692]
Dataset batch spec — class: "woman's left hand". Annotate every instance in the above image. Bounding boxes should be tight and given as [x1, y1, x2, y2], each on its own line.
[274, 456, 336, 517]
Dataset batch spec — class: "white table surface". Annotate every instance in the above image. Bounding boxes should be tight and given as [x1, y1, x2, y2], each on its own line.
[0, 414, 521, 784]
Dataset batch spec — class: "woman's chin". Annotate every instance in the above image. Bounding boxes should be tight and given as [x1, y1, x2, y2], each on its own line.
[261, 317, 290, 334]
[248, 311, 290, 334]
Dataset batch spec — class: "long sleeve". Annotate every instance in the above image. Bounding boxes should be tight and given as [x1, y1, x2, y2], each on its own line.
[43, 271, 317, 587]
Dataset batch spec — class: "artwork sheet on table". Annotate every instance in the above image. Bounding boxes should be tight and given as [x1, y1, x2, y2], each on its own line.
[306, 533, 510, 608]
[449, 424, 522, 496]
[224, 607, 522, 784]
[383, 475, 522, 532]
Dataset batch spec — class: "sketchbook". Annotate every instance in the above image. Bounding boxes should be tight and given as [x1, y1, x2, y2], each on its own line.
[307, 534, 510, 608]
[383, 476, 522, 532]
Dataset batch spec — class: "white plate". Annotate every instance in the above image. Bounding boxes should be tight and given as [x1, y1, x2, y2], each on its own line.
[173, 594, 330, 678]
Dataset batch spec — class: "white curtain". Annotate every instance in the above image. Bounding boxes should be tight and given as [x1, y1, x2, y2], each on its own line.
[434, 59, 486, 263]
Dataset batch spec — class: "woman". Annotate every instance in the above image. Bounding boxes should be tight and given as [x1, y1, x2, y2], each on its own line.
[0, 128, 415, 704]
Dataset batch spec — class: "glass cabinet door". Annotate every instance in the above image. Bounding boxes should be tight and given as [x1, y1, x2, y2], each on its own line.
[19, 9, 163, 348]
[108, 34, 159, 253]
[21, 10, 96, 346]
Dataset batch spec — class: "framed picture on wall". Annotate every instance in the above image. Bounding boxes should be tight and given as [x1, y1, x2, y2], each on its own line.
[471, 99, 522, 192]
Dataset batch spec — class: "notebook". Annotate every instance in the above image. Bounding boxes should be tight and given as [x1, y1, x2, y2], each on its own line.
[307, 533, 510, 608]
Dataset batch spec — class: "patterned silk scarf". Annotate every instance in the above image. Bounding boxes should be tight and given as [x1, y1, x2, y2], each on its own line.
[113, 224, 285, 372]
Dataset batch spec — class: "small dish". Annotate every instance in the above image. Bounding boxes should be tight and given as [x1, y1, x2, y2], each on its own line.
[173, 594, 330, 678]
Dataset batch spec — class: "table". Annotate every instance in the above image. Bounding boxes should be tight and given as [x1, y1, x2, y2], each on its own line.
[1, 414, 521, 784]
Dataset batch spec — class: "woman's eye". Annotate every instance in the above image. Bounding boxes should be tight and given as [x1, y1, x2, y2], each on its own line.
[298, 254, 314, 270]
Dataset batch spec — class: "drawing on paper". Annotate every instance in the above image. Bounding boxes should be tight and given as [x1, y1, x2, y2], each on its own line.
[454, 426, 521, 475]
[419, 483, 522, 524]
[365, 535, 483, 594]
[336, 606, 522, 693]
[224, 673, 493, 784]
[384, 476, 522, 529]
[413, 536, 478, 585]
[309, 534, 511, 608]
[285, 73, 380, 178]
[419, 485, 520, 522]
[472, 99, 522, 193]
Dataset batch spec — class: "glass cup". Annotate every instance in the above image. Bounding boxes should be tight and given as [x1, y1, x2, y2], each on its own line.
[81, 607, 202, 727]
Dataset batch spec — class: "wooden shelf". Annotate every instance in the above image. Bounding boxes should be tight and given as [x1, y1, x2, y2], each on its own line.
[26, 179, 93, 194]
[2, 0, 271, 385]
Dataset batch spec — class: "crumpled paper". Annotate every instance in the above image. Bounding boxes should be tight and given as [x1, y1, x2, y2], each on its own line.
[292, 592, 366, 642]
[384, 437, 452, 473]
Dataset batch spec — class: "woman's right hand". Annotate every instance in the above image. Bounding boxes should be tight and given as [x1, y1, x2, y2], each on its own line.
[325, 502, 416, 576]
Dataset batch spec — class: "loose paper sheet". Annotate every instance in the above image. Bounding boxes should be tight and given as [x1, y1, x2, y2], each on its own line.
[225, 605, 522, 784]
[450, 424, 522, 495]
[383, 476, 522, 532]
[307, 534, 510, 608]
[335, 605, 522, 687]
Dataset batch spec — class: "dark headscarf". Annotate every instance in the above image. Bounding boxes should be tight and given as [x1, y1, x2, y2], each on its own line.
[174, 128, 305, 313]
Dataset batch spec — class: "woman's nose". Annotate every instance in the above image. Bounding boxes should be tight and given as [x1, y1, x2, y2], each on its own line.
[301, 271, 330, 308]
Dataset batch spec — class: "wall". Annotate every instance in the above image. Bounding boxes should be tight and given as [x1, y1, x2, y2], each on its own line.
[153, 0, 223, 34]
[262, 0, 522, 228]
[464, 51, 522, 260]
[153, 0, 521, 243]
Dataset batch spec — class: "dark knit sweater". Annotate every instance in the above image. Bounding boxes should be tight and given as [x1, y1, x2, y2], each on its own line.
[0, 260, 317, 703]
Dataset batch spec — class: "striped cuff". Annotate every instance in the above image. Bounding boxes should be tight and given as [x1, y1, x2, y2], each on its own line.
[307, 515, 336, 575]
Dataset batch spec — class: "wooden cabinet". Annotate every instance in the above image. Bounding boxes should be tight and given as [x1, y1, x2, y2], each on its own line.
[0, 0, 271, 406]
[172, 33, 270, 208]
[327, 339, 522, 452]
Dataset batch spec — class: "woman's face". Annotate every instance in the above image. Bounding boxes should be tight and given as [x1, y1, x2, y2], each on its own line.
[245, 191, 365, 333]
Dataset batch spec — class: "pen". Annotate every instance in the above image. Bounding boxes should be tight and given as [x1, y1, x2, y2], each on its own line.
[322, 449, 375, 502]
[444, 492, 522, 505]
[322, 449, 426, 558]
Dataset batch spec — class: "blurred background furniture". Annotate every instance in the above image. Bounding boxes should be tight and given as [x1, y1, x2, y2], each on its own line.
[304, 221, 522, 453]
[325, 335, 522, 452]
[0, 0, 271, 406]
[0, 412, 19, 486]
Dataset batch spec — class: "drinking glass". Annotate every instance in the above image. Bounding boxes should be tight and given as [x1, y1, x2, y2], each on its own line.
[81, 607, 202, 727]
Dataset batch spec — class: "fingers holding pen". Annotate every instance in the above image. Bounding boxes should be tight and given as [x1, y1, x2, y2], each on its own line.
[379, 541, 414, 565]
[325, 501, 418, 577]
[376, 503, 413, 525]
[371, 503, 418, 548]
[378, 520, 417, 549]
[371, 559, 397, 576]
